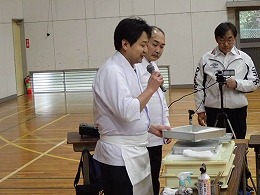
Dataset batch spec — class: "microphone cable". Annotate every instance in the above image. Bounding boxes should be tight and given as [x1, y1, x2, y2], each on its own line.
[168, 74, 233, 111]
[167, 80, 217, 111]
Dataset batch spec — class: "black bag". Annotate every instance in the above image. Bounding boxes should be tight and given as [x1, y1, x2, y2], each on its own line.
[79, 123, 100, 138]
[74, 150, 103, 195]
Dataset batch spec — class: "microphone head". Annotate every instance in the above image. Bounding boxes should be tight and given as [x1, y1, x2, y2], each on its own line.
[146, 64, 155, 73]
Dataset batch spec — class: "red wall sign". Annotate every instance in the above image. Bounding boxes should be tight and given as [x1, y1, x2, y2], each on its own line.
[26, 39, 30, 48]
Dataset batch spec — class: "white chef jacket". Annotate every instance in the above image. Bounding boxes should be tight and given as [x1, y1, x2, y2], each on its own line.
[194, 46, 259, 113]
[135, 58, 170, 147]
[92, 51, 150, 166]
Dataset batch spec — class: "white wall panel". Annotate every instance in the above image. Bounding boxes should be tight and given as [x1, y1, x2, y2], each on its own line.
[94, 0, 120, 18]
[155, 0, 190, 14]
[119, 0, 133, 16]
[87, 18, 119, 68]
[0, 0, 23, 23]
[141, 15, 156, 26]
[133, 0, 155, 15]
[1, 0, 242, 101]
[25, 22, 55, 71]
[53, 20, 88, 69]
[191, 0, 226, 12]
[156, 14, 193, 85]
[23, 0, 50, 22]
[192, 11, 228, 72]
[0, 23, 16, 98]
[85, 0, 95, 18]
[226, 0, 254, 1]
[52, 0, 85, 20]
[21, 0, 234, 86]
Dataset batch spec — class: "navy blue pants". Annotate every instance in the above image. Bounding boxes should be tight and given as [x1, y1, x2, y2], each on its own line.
[205, 106, 247, 139]
[148, 145, 162, 195]
[99, 162, 133, 195]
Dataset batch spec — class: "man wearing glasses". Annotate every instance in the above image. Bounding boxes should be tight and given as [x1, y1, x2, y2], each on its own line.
[193, 22, 259, 139]
[194, 22, 259, 193]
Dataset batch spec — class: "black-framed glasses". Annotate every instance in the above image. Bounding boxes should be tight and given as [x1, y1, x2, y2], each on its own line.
[218, 38, 235, 44]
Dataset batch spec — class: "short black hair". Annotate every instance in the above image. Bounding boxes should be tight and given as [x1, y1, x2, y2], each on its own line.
[214, 22, 237, 39]
[114, 17, 152, 51]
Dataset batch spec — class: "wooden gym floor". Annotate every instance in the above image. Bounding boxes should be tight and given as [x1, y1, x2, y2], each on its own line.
[0, 88, 259, 194]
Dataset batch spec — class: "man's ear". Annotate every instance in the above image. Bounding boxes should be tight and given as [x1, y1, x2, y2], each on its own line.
[122, 39, 129, 51]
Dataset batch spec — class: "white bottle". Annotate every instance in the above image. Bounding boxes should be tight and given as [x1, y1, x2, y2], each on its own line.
[197, 163, 211, 195]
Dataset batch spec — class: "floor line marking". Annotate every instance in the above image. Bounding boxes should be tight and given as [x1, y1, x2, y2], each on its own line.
[0, 114, 69, 150]
[0, 101, 46, 122]
[0, 139, 67, 183]
[0, 135, 78, 162]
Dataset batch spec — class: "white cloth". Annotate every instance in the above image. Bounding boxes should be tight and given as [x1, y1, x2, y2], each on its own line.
[162, 187, 178, 195]
[136, 58, 170, 147]
[183, 149, 214, 159]
[122, 147, 153, 195]
[100, 133, 148, 147]
[99, 133, 153, 195]
[194, 46, 259, 113]
[164, 143, 223, 161]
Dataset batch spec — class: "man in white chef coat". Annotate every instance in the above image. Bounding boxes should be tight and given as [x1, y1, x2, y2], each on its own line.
[92, 17, 171, 195]
[136, 26, 171, 195]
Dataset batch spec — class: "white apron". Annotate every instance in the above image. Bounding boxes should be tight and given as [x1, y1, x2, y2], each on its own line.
[100, 133, 154, 195]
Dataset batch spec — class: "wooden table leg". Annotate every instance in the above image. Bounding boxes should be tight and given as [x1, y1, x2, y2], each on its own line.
[248, 135, 260, 195]
[255, 149, 260, 195]
[243, 160, 247, 195]
[83, 150, 90, 185]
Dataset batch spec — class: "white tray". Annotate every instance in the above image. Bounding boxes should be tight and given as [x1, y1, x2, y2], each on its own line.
[163, 125, 226, 142]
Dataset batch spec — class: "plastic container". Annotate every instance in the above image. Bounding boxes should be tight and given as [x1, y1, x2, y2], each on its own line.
[162, 141, 235, 176]
[160, 163, 234, 189]
[160, 141, 235, 189]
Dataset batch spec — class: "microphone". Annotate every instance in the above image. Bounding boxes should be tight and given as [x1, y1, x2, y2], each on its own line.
[146, 64, 167, 92]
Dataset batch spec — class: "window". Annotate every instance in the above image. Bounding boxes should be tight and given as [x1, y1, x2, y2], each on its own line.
[30, 66, 170, 93]
[239, 10, 260, 40]
[31, 69, 98, 93]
